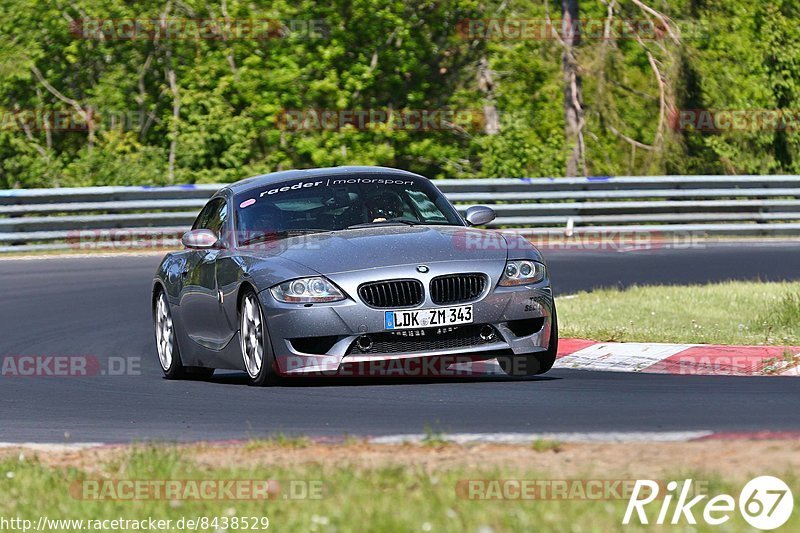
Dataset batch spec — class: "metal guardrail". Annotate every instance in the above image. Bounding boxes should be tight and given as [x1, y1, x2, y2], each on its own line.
[1, 176, 800, 252]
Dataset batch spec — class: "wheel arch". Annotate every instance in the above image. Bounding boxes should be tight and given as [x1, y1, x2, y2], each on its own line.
[152, 280, 168, 312]
[236, 280, 260, 317]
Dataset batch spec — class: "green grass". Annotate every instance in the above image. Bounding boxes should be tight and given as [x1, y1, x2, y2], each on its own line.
[245, 433, 312, 451]
[1, 446, 797, 532]
[558, 281, 800, 345]
[531, 439, 563, 453]
[422, 425, 448, 447]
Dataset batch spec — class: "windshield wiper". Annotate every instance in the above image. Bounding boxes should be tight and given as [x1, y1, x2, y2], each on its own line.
[345, 219, 423, 229]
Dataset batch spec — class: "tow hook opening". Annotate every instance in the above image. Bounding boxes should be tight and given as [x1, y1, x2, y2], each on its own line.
[356, 335, 374, 352]
[479, 325, 496, 341]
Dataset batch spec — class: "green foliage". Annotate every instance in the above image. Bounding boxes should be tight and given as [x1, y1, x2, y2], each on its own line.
[0, 0, 798, 188]
[62, 131, 167, 187]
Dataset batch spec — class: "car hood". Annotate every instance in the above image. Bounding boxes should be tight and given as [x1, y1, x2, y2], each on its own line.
[247, 225, 517, 275]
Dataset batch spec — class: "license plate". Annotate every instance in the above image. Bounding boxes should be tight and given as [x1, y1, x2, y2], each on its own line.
[385, 305, 473, 330]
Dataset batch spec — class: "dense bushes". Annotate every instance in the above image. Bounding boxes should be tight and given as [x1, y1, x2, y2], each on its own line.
[0, 0, 798, 187]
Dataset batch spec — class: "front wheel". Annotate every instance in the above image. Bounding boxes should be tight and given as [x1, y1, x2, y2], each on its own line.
[154, 289, 214, 380]
[498, 306, 559, 377]
[240, 289, 278, 386]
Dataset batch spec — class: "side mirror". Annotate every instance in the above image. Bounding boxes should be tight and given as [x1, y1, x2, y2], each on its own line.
[464, 205, 496, 226]
[181, 229, 219, 249]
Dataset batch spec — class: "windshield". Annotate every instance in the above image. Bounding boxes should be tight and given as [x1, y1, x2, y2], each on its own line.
[233, 174, 464, 244]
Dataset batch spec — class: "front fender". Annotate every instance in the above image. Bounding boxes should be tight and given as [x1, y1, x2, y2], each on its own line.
[152, 252, 188, 303]
[215, 254, 322, 336]
[244, 255, 323, 293]
[501, 232, 544, 262]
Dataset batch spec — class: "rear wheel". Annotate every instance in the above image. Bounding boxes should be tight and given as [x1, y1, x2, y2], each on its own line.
[154, 289, 214, 380]
[498, 306, 559, 377]
[240, 289, 278, 386]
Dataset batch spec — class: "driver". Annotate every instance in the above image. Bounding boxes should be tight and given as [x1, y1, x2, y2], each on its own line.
[365, 191, 405, 222]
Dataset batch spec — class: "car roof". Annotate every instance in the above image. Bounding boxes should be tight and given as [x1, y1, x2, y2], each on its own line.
[224, 166, 429, 196]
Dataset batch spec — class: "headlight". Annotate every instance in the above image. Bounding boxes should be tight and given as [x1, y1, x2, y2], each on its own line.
[499, 260, 546, 286]
[270, 277, 345, 303]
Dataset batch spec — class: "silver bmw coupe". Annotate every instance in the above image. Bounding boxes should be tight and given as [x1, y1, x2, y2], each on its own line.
[153, 166, 557, 385]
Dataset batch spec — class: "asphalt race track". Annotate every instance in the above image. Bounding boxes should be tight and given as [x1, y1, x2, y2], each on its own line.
[1, 243, 799, 443]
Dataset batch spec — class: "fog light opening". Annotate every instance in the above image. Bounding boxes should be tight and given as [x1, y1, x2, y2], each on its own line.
[480, 325, 495, 341]
[356, 335, 373, 351]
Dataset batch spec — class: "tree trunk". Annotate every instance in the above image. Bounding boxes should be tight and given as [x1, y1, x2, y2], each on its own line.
[477, 57, 500, 135]
[561, 0, 585, 176]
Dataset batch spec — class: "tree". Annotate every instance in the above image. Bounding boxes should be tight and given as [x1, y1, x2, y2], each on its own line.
[561, 0, 585, 176]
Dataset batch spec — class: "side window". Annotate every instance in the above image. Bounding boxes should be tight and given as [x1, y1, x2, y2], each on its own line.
[192, 198, 228, 234]
[192, 200, 214, 230]
[207, 201, 228, 235]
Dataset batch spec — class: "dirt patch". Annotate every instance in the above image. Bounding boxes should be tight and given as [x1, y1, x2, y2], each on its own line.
[2, 439, 799, 480]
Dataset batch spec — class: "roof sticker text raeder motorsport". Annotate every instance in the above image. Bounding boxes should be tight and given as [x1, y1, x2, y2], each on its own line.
[259, 177, 415, 197]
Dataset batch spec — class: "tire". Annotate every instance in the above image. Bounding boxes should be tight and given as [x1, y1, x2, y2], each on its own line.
[154, 289, 215, 380]
[498, 305, 559, 377]
[239, 288, 278, 386]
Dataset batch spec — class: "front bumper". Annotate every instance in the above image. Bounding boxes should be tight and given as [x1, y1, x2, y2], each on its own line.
[259, 261, 555, 375]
